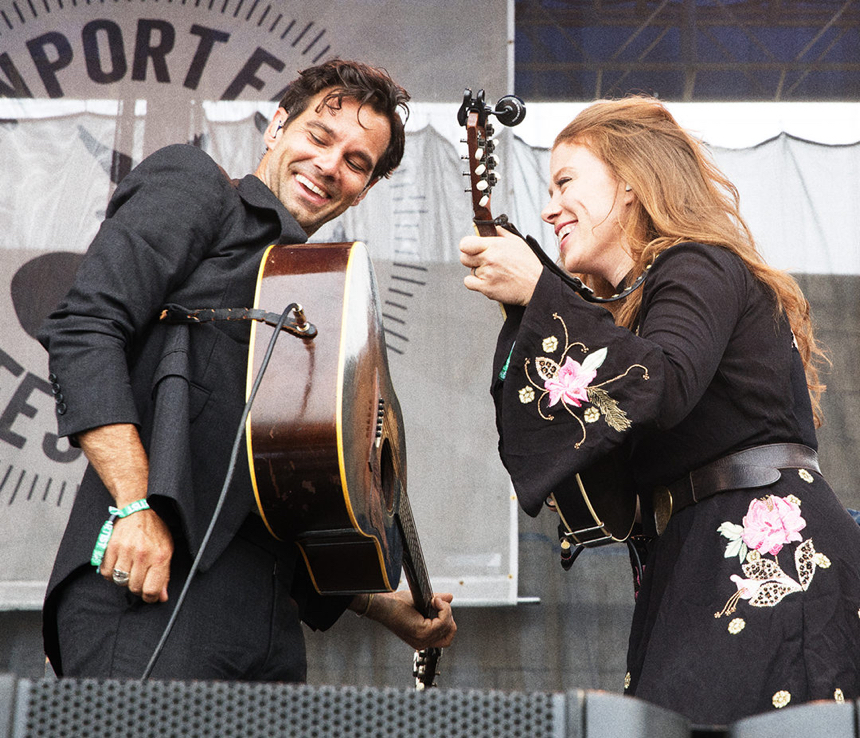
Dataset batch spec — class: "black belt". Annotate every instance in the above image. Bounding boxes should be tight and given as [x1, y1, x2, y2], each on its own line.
[651, 443, 820, 534]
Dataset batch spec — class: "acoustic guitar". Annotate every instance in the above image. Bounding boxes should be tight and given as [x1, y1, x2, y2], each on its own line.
[244, 241, 441, 688]
[459, 89, 636, 547]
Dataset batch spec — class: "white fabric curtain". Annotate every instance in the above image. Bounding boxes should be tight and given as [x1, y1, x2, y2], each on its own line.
[1, 100, 857, 608]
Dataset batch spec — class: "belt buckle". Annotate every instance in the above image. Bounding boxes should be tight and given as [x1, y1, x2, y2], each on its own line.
[652, 486, 673, 535]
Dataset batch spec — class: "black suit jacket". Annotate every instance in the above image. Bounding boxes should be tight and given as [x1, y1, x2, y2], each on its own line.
[38, 144, 346, 673]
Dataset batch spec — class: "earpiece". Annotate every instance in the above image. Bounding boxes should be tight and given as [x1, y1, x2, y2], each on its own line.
[625, 184, 632, 192]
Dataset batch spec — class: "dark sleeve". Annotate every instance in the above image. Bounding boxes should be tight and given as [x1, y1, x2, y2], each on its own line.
[291, 562, 352, 631]
[495, 243, 748, 515]
[37, 145, 231, 439]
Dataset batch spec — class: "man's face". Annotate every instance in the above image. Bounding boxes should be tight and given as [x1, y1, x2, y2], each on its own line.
[255, 90, 392, 236]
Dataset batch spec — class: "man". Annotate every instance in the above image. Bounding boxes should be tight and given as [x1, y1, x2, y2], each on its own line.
[38, 59, 455, 681]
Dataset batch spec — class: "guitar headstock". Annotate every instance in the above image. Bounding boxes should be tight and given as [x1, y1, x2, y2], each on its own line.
[457, 89, 526, 237]
[413, 646, 442, 690]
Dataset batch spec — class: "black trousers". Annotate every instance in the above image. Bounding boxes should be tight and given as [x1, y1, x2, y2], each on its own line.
[54, 516, 307, 681]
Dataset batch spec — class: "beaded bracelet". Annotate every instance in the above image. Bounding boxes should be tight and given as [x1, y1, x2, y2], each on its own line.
[90, 499, 151, 567]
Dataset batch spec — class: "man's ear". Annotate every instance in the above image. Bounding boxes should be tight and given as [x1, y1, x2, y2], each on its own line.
[264, 107, 289, 150]
[350, 177, 381, 207]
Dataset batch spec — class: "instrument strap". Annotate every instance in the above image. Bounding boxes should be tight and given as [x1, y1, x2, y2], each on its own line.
[475, 214, 651, 304]
[159, 303, 317, 338]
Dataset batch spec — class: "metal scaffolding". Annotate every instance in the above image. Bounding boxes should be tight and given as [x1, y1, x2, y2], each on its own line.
[515, 0, 860, 101]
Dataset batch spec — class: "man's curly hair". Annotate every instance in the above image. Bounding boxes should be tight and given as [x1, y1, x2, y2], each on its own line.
[278, 59, 410, 182]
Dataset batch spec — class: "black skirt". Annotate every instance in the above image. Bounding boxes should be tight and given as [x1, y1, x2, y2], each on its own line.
[626, 469, 860, 725]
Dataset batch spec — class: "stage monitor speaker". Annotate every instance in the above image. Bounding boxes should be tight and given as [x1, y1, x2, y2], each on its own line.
[0, 675, 692, 737]
[729, 699, 857, 738]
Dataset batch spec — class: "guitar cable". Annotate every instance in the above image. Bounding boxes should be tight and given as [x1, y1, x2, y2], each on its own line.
[140, 303, 306, 680]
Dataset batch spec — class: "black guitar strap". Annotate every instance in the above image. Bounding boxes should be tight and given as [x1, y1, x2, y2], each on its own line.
[141, 303, 311, 679]
[475, 215, 651, 304]
[159, 302, 317, 338]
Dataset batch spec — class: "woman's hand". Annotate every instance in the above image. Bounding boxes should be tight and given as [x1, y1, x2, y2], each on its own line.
[459, 226, 543, 305]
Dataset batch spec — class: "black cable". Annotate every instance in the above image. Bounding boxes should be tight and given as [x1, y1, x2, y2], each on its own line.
[140, 303, 301, 680]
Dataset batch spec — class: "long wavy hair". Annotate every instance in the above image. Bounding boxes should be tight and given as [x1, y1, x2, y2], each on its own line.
[554, 96, 827, 424]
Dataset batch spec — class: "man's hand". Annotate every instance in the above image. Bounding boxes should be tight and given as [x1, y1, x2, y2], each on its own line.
[79, 423, 174, 604]
[459, 226, 543, 305]
[352, 590, 457, 651]
[100, 509, 174, 603]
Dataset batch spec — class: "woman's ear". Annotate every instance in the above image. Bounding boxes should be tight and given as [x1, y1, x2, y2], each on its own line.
[622, 182, 636, 205]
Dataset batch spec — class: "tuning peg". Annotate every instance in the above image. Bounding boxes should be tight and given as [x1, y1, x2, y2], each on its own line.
[476, 180, 489, 191]
[474, 163, 486, 176]
[479, 194, 490, 208]
[487, 154, 500, 168]
[474, 147, 484, 161]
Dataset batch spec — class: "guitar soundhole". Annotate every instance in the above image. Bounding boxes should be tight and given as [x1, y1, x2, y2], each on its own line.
[380, 440, 397, 513]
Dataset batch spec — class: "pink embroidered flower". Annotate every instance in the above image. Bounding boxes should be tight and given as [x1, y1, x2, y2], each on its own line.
[741, 495, 806, 556]
[544, 357, 597, 408]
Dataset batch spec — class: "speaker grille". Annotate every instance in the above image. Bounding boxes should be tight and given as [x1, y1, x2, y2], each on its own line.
[19, 680, 559, 738]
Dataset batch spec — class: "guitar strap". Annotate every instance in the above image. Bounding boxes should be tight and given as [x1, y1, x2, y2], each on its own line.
[159, 302, 317, 338]
[478, 215, 652, 304]
[141, 302, 312, 679]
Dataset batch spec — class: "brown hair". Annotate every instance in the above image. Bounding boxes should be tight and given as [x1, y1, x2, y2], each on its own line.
[278, 58, 410, 182]
[554, 96, 827, 423]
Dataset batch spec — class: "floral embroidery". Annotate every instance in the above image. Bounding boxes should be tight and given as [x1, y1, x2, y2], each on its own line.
[716, 495, 829, 618]
[798, 469, 814, 483]
[772, 690, 791, 709]
[545, 356, 596, 408]
[742, 495, 806, 556]
[727, 618, 745, 634]
[835, 688, 845, 704]
[624, 672, 631, 690]
[521, 314, 649, 448]
[787, 494, 801, 506]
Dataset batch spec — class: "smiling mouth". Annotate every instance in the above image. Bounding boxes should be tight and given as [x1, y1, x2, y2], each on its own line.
[557, 222, 577, 247]
[295, 173, 330, 200]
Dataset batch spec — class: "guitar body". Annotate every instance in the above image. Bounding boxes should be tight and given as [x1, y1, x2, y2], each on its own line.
[245, 242, 404, 594]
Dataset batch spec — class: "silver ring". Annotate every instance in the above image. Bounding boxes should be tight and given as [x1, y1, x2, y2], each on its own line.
[471, 267, 478, 277]
[112, 568, 130, 586]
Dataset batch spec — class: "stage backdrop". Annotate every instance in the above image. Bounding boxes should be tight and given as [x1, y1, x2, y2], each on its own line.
[0, 0, 514, 610]
[1, 2, 859, 614]
[3, 94, 860, 612]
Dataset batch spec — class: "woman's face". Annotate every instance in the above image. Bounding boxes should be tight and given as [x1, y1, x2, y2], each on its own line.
[541, 141, 635, 286]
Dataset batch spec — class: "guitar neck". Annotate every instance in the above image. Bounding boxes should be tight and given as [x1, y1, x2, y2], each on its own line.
[395, 490, 436, 619]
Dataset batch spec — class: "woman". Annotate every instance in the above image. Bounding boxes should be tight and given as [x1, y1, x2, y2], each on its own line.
[459, 96, 860, 725]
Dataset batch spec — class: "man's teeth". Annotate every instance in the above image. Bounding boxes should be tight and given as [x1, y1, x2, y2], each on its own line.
[296, 174, 328, 198]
